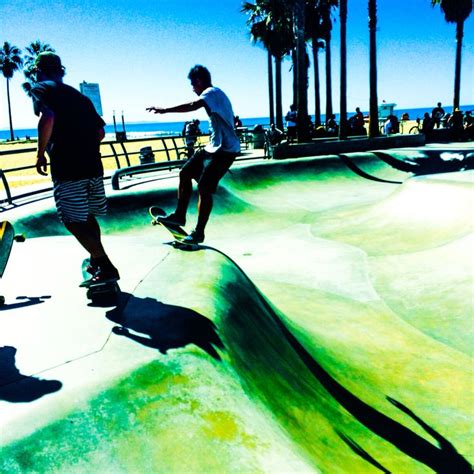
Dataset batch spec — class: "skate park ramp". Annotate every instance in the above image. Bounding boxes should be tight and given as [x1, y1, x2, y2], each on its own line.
[0, 149, 473, 473]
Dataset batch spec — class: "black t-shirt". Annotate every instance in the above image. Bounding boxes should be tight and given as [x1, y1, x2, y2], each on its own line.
[31, 80, 105, 181]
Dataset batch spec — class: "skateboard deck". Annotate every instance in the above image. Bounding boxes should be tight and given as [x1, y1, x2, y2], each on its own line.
[0, 221, 14, 279]
[0, 221, 26, 306]
[149, 206, 188, 240]
[81, 258, 120, 305]
[148, 206, 201, 250]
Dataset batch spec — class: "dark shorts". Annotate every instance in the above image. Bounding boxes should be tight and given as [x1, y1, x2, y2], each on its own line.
[181, 149, 236, 193]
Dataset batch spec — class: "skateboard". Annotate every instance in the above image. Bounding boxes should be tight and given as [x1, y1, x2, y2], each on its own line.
[149, 206, 199, 249]
[0, 221, 26, 306]
[81, 258, 120, 305]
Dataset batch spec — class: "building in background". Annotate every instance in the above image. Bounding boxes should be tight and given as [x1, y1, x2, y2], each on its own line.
[79, 81, 103, 116]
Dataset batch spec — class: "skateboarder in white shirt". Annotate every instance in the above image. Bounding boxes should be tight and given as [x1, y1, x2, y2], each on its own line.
[147, 65, 240, 244]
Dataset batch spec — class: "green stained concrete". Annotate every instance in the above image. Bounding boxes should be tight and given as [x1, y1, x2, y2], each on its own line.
[1, 148, 473, 472]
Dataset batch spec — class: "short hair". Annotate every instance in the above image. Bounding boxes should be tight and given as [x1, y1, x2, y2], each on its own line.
[188, 65, 211, 86]
[34, 52, 66, 78]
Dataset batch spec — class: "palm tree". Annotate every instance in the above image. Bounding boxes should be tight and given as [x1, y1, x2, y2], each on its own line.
[242, 0, 293, 130]
[267, 51, 275, 125]
[306, 1, 324, 127]
[293, 0, 310, 141]
[23, 40, 55, 79]
[431, 0, 472, 111]
[307, 0, 338, 128]
[320, 0, 338, 121]
[368, 0, 379, 137]
[22, 40, 55, 97]
[339, 0, 348, 139]
[0, 42, 23, 141]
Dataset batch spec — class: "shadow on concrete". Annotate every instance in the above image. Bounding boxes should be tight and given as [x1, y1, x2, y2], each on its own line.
[0, 296, 51, 311]
[211, 247, 471, 474]
[269, 305, 471, 473]
[374, 150, 474, 176]
[0, 346, 62, 403]
[338, 153, 403, 184]
[106, 294, 224, 360]
[335, 396, 473, 474]
[336, 429, 391, 474]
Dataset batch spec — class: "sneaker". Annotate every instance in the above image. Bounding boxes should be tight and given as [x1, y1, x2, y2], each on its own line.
[158, 212, 186, 227]
[80, 267, 120, 287]
[182, 229, 205, 244]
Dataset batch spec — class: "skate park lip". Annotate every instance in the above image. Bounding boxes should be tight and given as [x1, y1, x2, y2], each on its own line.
[0, 144, 473, 472]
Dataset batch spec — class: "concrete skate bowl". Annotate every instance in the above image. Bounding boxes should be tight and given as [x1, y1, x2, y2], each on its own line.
[2, 153, 473, 473]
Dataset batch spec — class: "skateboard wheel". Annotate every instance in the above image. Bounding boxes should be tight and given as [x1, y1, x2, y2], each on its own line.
[151, 220, 158, 226]
[0, 296, 5, 306]
[112, 325, 128, 335]
[14, 234, 26, 242]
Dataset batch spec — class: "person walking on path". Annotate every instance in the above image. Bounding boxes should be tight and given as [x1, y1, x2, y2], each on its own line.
[30, 52, 119, 286]
[182, 119, 202, 158]
[147, 65, 240, 244]
[285, 104, 298, 142]
[431, 102, 445, 128]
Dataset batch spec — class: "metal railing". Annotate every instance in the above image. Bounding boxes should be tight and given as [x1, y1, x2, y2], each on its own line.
[0, 135, 201, 206]
[0, 132, 265, 206]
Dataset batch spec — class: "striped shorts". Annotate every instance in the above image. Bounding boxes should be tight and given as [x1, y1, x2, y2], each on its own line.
[53, 177, 107, 223]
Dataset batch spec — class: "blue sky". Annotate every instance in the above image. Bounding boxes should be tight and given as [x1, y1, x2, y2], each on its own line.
[0, 0, 473, 129]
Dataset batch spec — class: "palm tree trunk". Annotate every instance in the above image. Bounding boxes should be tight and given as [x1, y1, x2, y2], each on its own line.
[325, 31, 333, 119]
[453, 20, 463, 111]
[294, 0, 309, 142]
[339, 0, 348, 140]
[6, 78, 14, 141]
[267, 51, 275, 125]
[312, 38, 321, 127]
[292, 49, 297, 106]
[368, 0, 379, 138]
[275, 56, 284, 131]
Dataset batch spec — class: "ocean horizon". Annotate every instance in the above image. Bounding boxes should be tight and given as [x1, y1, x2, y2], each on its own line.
[1, 105, 472, 141]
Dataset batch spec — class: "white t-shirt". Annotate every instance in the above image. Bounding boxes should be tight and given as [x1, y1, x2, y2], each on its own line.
[200, 87, 240, 153]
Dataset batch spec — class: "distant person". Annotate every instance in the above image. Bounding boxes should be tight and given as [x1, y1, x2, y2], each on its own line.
[441, 112, 451, 129]
[349, 107, 366, 135]
[353, 107, 365, 127]
[304, 115, 315, 137]
[464, 110, 473, 128]
[384, 115, 399, 135]
[182, 119, 201, 158]
[431, 102, 445, 128]
[464, 111, 474, 140]
[285, 104, 298, 142]
[234, 115, 243, 128]
[266, 123, 284, 146]
[448, 109, 464, 141]
[147, 65, 240, 244]
[421, 112, 434, 134]
[401, 112, 410, 121]
[29, 52, 119, 286]
[325, 114, 339, 135]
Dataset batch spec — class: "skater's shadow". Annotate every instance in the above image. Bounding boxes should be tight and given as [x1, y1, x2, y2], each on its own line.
[107, 294, 224, 360]
[0, 346, 62, 403]
[0, 295, 51, 311]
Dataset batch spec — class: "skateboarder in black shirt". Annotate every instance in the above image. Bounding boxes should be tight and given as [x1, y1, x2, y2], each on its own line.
[30, 53, 119, 286]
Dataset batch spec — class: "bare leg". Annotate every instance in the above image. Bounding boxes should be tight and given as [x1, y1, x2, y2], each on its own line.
[64, 218, 106, 258]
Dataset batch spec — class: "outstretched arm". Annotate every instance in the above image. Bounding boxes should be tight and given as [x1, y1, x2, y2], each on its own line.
[146, 99, 205, 115]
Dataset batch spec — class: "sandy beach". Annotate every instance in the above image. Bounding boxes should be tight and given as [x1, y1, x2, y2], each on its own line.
[0, 135, 210, 190]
